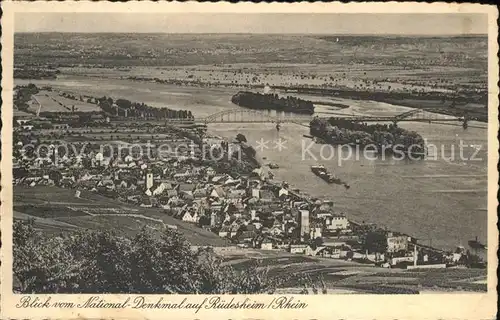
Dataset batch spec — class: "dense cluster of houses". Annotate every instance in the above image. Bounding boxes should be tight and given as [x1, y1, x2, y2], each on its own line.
[13, 120, 474, 269]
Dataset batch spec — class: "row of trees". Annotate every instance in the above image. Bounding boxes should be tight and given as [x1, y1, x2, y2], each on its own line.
[14, 220, 286, 294]
[13, 83, 194, 121]
[96, 96, 194, 120]
[14, 68, 59, 80]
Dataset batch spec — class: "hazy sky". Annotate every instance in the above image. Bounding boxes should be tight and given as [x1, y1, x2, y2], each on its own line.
[15, 13, 487, 35]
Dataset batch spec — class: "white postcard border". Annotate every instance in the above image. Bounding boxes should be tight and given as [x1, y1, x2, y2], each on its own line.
[1, 2, 498, 319]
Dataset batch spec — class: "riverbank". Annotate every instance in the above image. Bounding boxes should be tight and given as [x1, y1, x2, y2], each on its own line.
[280, 86, 487, 122]
[13, 75, 487, 251]
[206, 121, 487, 253]
[122, 75, 487, 122]
[14, 74, 487, 124]
[124, 73, 486, 119]
[191, 126, 483, 266]
[263, 164, 450, 257]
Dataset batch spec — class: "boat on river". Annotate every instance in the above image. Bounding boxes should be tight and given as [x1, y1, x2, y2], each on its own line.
[311, 165, 342, 184]
[468, 236, 486, 250]
[267, 163, 280, 169]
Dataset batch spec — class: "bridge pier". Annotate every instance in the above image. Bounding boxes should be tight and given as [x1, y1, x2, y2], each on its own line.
[462, 118, 469, 129]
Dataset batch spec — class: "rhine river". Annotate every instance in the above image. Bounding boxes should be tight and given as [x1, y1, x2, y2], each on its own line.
[18, 76, 489, 252]
[209, 100, 489, 252]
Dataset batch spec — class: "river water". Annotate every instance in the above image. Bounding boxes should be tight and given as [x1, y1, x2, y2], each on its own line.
[17, 76, 489, 251]
[209, 101, 488, 253]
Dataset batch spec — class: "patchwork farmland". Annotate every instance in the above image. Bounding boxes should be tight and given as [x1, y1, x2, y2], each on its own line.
[27, 90, 101, 114]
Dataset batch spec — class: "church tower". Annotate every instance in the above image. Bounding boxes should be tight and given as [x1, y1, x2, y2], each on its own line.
[145, 171, 154, 190]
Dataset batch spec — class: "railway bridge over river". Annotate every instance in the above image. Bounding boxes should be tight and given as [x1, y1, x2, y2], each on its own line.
[198, 108, 471, 128]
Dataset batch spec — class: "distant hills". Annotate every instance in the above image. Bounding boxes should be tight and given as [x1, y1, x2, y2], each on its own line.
[14, 33, 487, 69]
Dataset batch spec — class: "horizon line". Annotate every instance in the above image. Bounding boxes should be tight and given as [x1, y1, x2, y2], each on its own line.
[14, 31, 488, 36]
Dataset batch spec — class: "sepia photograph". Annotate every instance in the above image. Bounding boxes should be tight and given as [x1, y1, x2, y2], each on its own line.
[1, 2, 498, 319]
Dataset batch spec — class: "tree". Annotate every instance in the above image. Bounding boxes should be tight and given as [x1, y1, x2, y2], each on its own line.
[310, 237, 323, 250]
[66, 230, 132, 293]
[99, 100, 113, 114]
[115, 99, 132, 109]
[13, 167, 29, 179]
[198, 215, 211, 227]
[236, 133, 247, 143]
[48, 170, 63, 185]
[13, 220, 286, 294]
[302, 233, 311, 243]
[362, 230, 388, 254]
[78, 114, 92, 125]
[13, 220, 84, 293]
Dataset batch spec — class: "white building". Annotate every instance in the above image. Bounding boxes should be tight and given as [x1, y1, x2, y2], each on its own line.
[386, 233, 410, 253]
[181, 211, 199, 223]
[299, 210, 310, 240]
[326, 215, 349, 231]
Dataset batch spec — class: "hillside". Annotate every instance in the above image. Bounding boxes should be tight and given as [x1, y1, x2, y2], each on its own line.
[15, 33, 487, 70]
[13, 186, 230, 247]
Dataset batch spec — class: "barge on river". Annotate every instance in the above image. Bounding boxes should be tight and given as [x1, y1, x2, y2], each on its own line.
[468, 236, 487, 250]
[311, 165, 342, 184]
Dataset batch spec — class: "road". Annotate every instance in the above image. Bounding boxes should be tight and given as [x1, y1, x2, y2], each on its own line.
[32, 95, 41, 116]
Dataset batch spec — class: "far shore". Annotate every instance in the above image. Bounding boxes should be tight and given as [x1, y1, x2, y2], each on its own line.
[14, 66, 488, 123]
[97, 73, 490, 122]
